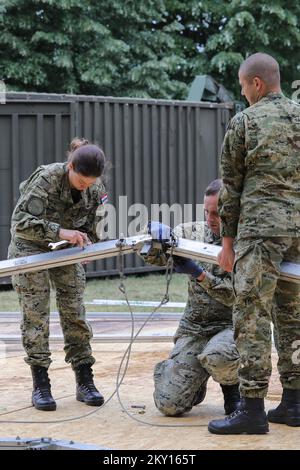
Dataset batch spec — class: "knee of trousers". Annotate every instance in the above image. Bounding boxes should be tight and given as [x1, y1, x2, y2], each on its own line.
[153, 360, 200, 416]
[198, 352, 239, 384]
[153, 390, 192, 416]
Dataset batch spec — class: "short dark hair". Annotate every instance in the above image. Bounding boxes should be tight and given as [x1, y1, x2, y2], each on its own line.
[68, 138, 106, 177]
[239, 53, 280, 88]
[204, 178, 222, 196]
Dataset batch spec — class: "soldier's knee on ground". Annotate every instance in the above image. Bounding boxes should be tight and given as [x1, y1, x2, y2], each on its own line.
[153, 359, 196, 416]
[153, 392, 191, 417]
[153, 364, 186, 416]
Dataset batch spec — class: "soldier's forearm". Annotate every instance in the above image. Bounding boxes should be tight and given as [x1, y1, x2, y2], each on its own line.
[223, 237, 234, 248]
[16, 220, 61, 243]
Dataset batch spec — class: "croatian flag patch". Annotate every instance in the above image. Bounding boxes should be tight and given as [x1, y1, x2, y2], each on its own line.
[100, 193, 108, 205]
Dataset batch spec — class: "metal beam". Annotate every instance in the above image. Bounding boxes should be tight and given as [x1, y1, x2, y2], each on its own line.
[0, 437, 109, 450]
[0, 236, 151, 277]
[169, 238, 300, 284]
[0, 235, 299, 283]
[171, 238, 220, 263]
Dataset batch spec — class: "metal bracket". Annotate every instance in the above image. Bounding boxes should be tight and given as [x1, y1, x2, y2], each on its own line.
[0, 436, 110, 450]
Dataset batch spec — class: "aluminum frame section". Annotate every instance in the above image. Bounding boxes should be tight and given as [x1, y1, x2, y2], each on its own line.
[0, 236, 151, 277]
[0, 235, 300, 283]
[170, 238, 300, 284]
[0, 436, 110, 450]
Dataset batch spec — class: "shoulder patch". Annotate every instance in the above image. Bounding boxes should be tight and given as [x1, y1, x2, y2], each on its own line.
[27, 196, 45, 216]
[38, 175, 51, 191]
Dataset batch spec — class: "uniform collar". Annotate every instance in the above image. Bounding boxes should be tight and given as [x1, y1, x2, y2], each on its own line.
[204, 223, 221, 244]
[260, 91, 284, 102]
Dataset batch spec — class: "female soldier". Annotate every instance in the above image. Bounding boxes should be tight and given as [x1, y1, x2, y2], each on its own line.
[8, 138, 107, 411]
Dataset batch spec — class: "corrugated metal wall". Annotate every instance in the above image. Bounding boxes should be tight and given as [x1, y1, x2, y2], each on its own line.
[0, 92, 234, 282]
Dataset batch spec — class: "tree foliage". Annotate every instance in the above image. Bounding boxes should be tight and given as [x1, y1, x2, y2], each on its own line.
[0, 0, 299, 99]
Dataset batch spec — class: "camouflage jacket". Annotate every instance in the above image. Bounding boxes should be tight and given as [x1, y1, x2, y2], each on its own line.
[10, 163, 107, 247]
[175, 222, 234, 338]
[141, 222, 234, 337]
[218, 93, 300, 239]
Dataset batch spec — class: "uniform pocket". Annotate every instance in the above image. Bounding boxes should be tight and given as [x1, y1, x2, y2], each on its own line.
[232, 238, 264, 297]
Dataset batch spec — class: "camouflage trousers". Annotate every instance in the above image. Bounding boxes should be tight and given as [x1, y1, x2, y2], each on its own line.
[153, 328, 239, 416]
[9, 239, 95, 369]
[233, 237, 300, 398]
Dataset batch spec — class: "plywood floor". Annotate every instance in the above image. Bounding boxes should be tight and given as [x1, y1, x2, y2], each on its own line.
[0, 337, 299, 450]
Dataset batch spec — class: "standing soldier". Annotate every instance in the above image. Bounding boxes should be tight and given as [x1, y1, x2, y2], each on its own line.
[209, 53, 300, 434]
[8, 138, 107, 411]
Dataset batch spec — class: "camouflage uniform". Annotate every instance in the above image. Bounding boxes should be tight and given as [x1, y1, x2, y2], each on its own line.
[143, 222, 240, 416]
[218, 93, 300, 398]
[8, 162, 107, 369]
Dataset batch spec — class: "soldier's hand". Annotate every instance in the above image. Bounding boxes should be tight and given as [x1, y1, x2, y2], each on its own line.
[81, 237, 93, 264]
[148, 221, 173, 243]
[173, 256, 204, 279]
[59, 228, 89, 248]
[217, 246, 235, 272]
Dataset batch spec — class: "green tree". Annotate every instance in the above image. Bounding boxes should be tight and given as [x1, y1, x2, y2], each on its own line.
[204, 0, 300, 98]
[80, 0, 189, 98]
[0, 0, 129, 94]
[0, 0, 188, 98]
[164, 0, 300, 99]
[0, 0, 299, 99]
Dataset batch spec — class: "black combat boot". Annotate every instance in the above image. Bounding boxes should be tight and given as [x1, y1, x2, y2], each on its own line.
[192, 379, 208, 406]
[75, 364, 104, 406]
[268, 389, 300, 427]
[31, 365, 57, 411]
[221, 383, 241, 415]
[208, 397, 269, 435]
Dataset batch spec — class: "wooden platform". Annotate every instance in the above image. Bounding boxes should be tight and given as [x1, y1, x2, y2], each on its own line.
[0, 336, 299, 450]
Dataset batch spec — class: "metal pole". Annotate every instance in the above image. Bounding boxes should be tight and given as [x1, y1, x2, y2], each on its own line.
[0, 235, 299, 283]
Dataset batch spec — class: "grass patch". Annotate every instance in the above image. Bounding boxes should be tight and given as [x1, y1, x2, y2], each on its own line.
[0, 272, 188, 312]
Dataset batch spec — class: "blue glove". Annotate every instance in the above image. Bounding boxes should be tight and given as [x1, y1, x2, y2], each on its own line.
[148, 221, 173, 243]
[173, 256, 203, 278]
